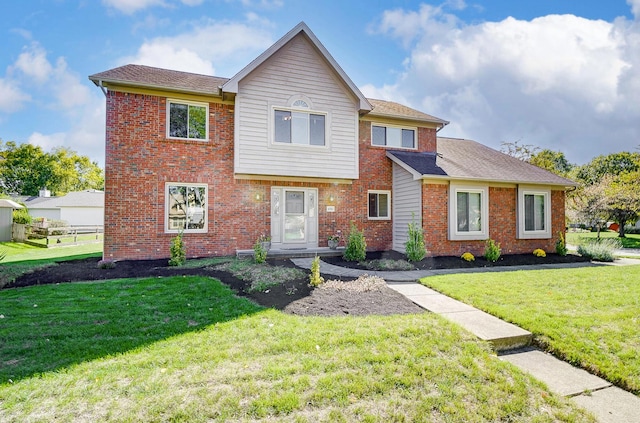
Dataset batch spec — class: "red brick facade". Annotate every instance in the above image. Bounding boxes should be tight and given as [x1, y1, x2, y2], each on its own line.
[422, 184, 565, 257]
[105, 93, 440, 260]
[103, 90, 564, 261]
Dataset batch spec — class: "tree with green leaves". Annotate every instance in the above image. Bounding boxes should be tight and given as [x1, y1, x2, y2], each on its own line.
[604, 171, 640, 238]
[0, 140, 103, 196]
[529, 149, 574, 176]
[570, 152, 640, 238]
[574, 152, 640, 186]
[500, 140, 539, 161]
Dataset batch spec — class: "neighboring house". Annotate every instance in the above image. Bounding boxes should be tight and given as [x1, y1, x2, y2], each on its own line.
[18, 190, 105, 227]
[0, 199, 23, 242]
[89, 22, 575, 261]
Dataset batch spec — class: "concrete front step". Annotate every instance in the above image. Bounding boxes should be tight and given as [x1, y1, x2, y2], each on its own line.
[387, 282, 532, 351]
[237, 247, 344, 259]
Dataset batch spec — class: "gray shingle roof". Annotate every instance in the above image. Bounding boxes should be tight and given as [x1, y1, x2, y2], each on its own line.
[388, 137, 576, 187]
[24, 190, 104, 208]
[89, 64, 449, 125]
[89, 64, 228, 96]
[367, 99, 448, 125]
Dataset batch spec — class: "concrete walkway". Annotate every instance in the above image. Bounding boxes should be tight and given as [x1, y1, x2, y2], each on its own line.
[291, 257, 640, 423]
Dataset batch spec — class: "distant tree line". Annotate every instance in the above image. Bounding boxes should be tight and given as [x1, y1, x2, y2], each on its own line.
[0, 139, 104, 197]
[501, 141, 640, 238]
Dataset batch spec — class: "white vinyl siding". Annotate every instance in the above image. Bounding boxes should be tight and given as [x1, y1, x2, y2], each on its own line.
[234, 34, 359, 179]
[517, 187, 552, 239]
[392, 163, 422, 252]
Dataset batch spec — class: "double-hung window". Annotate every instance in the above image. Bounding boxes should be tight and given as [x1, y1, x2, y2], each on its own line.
[166, 183, 207, 233]
[518, 188, 551, 239]
[449, 185, 489, 240]
[368, 190, 391, 220]
[372, 125, 416, 149]
[274, 108, 325, 146]
[167, 100, 208, 140]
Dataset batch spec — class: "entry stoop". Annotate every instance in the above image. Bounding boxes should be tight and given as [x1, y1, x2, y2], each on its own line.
[387, 283, 532, 352]
[236, 247, 345, 260]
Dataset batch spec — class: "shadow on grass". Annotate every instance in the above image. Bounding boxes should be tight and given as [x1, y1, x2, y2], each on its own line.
[0, 276, 262, 384]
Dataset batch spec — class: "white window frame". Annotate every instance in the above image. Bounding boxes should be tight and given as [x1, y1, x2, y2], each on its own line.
[517, 187, 551, 239]
[165, 182, 208, 234]
[166, 99, 209, 141]
[448, 184, 489, 241]
[368, 190, 391, 220]
[272, 106, 327, 147]
[371, 124, 417, 150]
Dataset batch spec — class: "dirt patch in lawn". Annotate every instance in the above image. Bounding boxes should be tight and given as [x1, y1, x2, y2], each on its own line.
[4, 251, 589, 317]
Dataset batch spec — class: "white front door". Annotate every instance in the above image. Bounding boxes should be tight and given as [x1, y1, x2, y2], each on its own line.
[271, 187, 318, 248]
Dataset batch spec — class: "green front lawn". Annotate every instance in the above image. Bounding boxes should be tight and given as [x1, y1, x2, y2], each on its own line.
[421, 265, 640, 394]
[0, 242, 102, 288]
[566, 231, 640, 249]
[0, 276, 592, 422]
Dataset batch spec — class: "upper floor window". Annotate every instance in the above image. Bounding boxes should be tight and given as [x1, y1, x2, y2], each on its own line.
[518, 188, 551, 239]
[449, 185, 489, 240]
[167, 100, 208, 140]
[368, 190, 391, 220]
[166, 183, 207, 233]
[372, 125, 416, 149]
[274, 109, 325, 146]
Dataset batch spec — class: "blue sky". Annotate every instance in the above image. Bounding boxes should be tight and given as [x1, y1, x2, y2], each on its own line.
[1, 0, 639, 167]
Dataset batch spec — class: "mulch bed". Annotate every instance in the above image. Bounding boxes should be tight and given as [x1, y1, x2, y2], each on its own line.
[5, 252, 590, 316]
[323, 250, 590, 271]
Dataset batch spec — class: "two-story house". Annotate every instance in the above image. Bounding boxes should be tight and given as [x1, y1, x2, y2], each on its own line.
[89, 22, 575, 261]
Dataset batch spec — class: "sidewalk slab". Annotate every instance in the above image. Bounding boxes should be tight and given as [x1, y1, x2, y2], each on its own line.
[572, 386, 640, 423]
[499, 349, 611, 396]
[443, 310, 532, 351]
[387, 282, 440, 296]
[405, 294, 477, 314]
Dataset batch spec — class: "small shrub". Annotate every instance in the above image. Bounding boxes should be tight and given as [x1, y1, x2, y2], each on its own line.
[253, 239, 268, 264]
[405, 217, 426, 262]
[362, 258, 414, 271]
[309, 256, 324, 287]
[461, 252, 475, 262]
[97, 259, 116, 269]
[577, 238, 622, 262]
[343, 222, 366, 262]
[12, 208, 32, 224]
[484, 239, 501, 263]
[533, 249, 546, 258]
[168, 231, 186, 266]
[555, 231, 568, 256]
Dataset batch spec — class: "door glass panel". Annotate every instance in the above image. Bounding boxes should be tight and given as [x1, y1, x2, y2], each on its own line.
[285, 191, 305, 241]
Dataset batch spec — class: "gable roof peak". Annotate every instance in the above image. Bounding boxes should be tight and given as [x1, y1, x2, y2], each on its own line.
[222, 22, 372, 112]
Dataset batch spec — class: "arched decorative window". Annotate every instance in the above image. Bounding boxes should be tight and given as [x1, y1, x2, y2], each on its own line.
[273, 95, 326, 146]
[292, 99, 309, 109]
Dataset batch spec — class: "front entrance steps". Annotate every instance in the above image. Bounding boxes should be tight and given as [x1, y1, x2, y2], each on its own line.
[237, 247, 344, 259]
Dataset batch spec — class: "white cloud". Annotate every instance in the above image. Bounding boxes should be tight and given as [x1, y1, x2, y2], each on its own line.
[369, 4, 640, 164]
[28, 95, 107, 166]
[102, 0, 203, 14]
[120, 20, 274, 76]
[0, 79, 30, 113]
[13, 42, 53, 83]
[629, 0, 640, 19]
